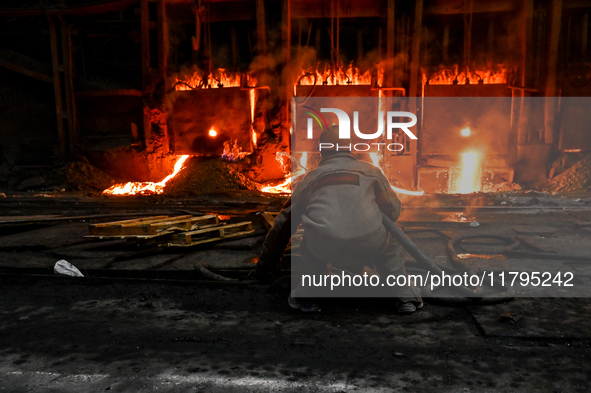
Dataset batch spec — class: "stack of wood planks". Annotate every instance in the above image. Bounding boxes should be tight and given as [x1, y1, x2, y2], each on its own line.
[87, 215, 254, 247]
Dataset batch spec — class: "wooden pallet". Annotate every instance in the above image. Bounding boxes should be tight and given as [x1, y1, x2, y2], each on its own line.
[260, 212, 279, 229]
[87, 215, 219, 239]
[164, 221, 254, 247]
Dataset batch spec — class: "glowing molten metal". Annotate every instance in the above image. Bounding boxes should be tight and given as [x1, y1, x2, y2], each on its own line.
[260, 178, 292, 194]
[102, 155, 190, 196]
[260, 152, 308, 194]
[453, 152, 483, 194]
[260, 152, 424, 196]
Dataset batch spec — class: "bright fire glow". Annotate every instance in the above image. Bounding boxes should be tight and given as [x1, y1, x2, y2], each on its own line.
[460, 127, 471, 137]
[260, 178, 292, 194]
[209, 128, 217, 137]
[425, 66, 507, 85]
[250, 89, 257, 148]
[452, 152, 482, 194]
[222, 140, 249, 161]
[102, 155, 190, 196]
[260, 152, 425, 195]
[368, 153, 424, 196]
[297, 63, 381, 86]
[260, 152, 307, 194]
[173, 67, 243, 90]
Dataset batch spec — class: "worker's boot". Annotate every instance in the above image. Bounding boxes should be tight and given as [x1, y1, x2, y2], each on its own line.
[397, 300, 424, 315]
[374, 236, 423, 314]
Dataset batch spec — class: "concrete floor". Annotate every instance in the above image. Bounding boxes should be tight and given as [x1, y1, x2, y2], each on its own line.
[0, 193, 590, 392]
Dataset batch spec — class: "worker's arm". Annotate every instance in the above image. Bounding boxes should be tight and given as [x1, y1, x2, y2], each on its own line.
[254, 197, 301, 283]
[374, 174, 402, 222]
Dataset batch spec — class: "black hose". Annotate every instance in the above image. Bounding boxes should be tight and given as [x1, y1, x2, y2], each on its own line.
[448, 233, 591, 263]
[193, 263, 236, 281]
[172, 81, 196, 90]
[293, 72, 317, 105]
[381, 215, 443, 275]
[447, 234, 518, 272]
[382, 214, 514, 305]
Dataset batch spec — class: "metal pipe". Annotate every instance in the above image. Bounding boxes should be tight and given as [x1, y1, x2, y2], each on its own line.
[371, 86, 406, 96]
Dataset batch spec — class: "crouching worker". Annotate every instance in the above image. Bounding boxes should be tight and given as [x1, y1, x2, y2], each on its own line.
[255, 126, 422, 314]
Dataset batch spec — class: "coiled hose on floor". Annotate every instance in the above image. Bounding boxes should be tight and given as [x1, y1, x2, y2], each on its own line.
[382, 214, 514, 305]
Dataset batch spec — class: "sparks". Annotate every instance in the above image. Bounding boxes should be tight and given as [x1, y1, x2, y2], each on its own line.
[250, 89, 257, 148]
[452, 152, 483, 194]
[209, 128, 217, 137]
[260, 152, 425, 196]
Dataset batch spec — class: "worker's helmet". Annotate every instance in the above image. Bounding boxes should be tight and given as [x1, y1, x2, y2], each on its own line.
[319, 125, 351, 157]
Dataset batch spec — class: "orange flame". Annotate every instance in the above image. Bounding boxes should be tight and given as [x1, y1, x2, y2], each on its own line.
[425, 66, 507, 85]
[297, 63, 379, 86]
[260, 177, 292, 194]
[369, 153, 424, 196]
[250, 89, 257, 148]
[222, 140, 249, 161]
[102, 155, 190, 196]
[260, 152, 307, 194]
[260, 152, 424, 196]
[173, 68, 242, 90]
[451, 151, 482, 194]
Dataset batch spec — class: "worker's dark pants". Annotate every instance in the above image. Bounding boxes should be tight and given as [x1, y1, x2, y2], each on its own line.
[296, 234, 422, 302]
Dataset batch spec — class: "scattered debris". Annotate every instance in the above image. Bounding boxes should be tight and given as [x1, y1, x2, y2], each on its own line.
[499, 312, 518, 324]
[63, 160, 115, 191]
[164, 156, 259, 196]
[54, 260, 84, 277]
[17, 175, 46, 191]
[482, 182, 522, 193]
[540, 153, 591, 193]
[509, 225, 558, 235]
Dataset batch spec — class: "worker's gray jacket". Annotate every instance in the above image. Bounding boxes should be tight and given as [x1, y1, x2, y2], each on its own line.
[260, 152, 401, 267]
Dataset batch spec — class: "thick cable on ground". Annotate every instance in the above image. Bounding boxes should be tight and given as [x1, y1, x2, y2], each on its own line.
[382, 214, 513, 304]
